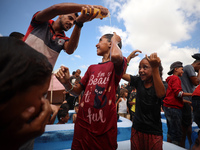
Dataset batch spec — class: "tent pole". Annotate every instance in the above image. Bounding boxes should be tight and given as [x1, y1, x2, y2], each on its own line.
[50, 74, 53, 104]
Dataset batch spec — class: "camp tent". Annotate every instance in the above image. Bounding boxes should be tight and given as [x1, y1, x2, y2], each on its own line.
[47, 74, 65, 104]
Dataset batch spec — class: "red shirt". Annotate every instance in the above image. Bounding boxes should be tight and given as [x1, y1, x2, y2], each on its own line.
[192, 84, 200, 97]
[163, 75, 184, 109]
[23, 11, 69, 67]
[72, 58, 127, 149]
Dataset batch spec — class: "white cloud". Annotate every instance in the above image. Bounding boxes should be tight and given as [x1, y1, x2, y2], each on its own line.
[104, 0, 200, 81]
[0, 33, 2, 37]
[103, 0, 122, 17]
[80, 65, 89, 69]
[74, 55, 81, 59]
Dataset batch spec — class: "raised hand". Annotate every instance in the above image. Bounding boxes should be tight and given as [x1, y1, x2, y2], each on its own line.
[55, 66, 71, 85]
[146, 53, 161, 68]
[127, 50, 142, 63]
[111, 32, 121, 45]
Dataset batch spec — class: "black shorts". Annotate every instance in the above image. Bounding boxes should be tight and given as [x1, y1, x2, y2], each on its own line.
[181, 103, 192, 127]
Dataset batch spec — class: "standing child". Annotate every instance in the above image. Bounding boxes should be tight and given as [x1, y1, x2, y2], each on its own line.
[116, 88, 129, 118]
[129, 87, 137, 121]
[163, 61, 192, 146]
[122, 51, 166, 150]
[55, 32, 127, 149]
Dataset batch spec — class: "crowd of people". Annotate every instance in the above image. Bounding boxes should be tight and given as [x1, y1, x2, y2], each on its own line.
[1, 2, 200, 150]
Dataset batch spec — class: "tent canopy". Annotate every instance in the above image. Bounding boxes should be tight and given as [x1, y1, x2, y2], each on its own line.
[48, 74, 65, 91]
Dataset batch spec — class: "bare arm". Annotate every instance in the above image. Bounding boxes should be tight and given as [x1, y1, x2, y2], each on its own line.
[147, 53, 165, 98]
[122, 74, 131, 82]
[183, 99, 192, 105]
[35, 3, 83, 22]
[116, 98, 122, 107]
[110, 32, 123, 66]
[183, 92, 192, 97]
[55, 66, 83, 96]
[127, 50, 142, 63]
[63, 25, 81, 54]
[190, 68, 200, 86]
[36, 3, 109, 22]
[122, 50, 142, 81]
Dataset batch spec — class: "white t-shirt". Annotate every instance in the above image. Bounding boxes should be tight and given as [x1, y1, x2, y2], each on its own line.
[118, 98, 127, 113]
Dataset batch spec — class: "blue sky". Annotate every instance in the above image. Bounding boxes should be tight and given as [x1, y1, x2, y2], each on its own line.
[1, 0, 200, 84]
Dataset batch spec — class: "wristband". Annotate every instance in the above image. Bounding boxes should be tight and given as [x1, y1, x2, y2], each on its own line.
[65, 83, 74, 92]
[74, 20, 83, 28]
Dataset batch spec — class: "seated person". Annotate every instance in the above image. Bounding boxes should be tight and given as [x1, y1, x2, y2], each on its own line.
[57, 103, 70, 124]
[47, 104, 60, 124]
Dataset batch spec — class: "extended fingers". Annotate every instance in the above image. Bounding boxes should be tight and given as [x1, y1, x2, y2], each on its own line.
[81, 6, 98, 20]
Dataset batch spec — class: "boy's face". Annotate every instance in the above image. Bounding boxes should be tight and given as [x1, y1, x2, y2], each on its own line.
[96, 36, 111, 56]
[75, 70, 81, 77]
[62, 113, 70, 123]
[1, 77, 51, 127]
[176, 67, 184, 77]
[125, 92, 128, 97]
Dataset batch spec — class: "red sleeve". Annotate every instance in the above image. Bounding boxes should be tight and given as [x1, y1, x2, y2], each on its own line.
[23, 11, 42, 41]
[171, 77, 183, 97]
[114, 57, 127, 84]
[79, 66, 91, 90]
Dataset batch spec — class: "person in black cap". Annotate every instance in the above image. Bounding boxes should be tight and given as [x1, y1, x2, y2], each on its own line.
[163, 61, 192, 146]
[180, 54, 200, 148]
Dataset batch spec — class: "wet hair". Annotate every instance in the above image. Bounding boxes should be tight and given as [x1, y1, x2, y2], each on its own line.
[76, 69, 81, 73]
[60, 103, 69, 110]
[75, 78, 81, 83]
[0, 37, 53, 103]
[74, 13, 78, 17]
[72, 71, 76, 76]
[120, 88, 128, 97]
[142, 56, 163, 80]
[9, 32, 24, 40]
[57, 103, 69, 122]
[103, 34, 122, 49]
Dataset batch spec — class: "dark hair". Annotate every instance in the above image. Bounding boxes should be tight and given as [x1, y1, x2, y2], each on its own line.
[9, 32, 24, 40]
[74, 13, 79, 17]
[72, 71, 76, 76]
[103, 34, 122, 49]
[120, 88, 128, 97]
[0, 37, 52, 103]
[57, 103, 69, 121]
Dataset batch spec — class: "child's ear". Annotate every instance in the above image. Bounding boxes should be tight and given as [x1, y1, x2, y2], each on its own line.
[58, 15, 63, 19]
[108, 42, 112, 48]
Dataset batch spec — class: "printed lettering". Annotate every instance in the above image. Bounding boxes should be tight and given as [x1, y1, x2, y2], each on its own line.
[87, 108, 106, 124]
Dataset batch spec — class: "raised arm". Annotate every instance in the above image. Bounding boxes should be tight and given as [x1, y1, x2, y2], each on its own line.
[146, 53, 165, 98]
[122, 50, 142, 82]
[127, 50, 142, 63]
[36, 3, 109, 55]
[35, 3, 108, 22]
[110, 32, 124, 66]
[55, 66, 83, 96]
